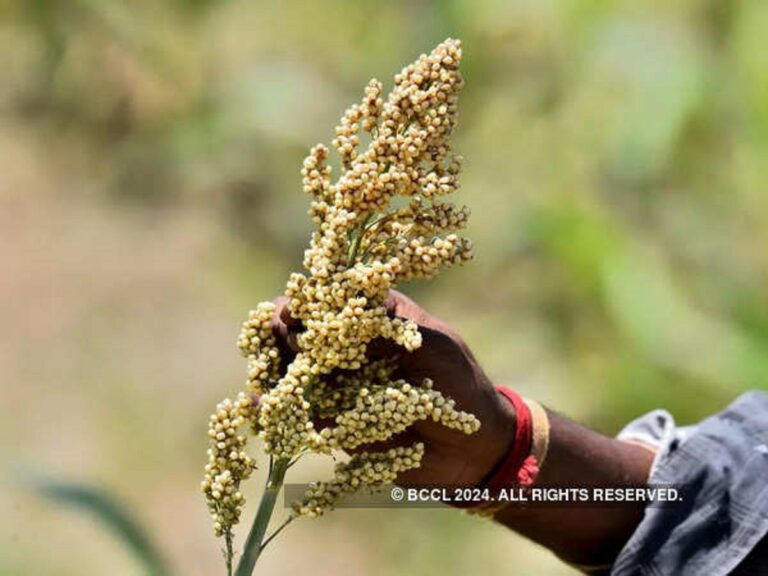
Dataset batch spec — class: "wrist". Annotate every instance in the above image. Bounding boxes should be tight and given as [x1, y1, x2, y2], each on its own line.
[454, 387, 546, 515]
[466, 387, 518, 486]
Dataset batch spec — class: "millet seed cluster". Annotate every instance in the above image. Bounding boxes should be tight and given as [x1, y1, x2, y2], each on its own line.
[203, 38, 479, 538]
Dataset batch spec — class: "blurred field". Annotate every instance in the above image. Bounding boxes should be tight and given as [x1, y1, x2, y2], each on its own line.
[2, 0, 768, 574]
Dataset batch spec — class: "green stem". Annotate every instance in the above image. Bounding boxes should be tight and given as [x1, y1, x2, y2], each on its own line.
[235, 458, 290, 576]
[261, 516, 294, 551]
[225, 535, 233, 576]
[347, 212, 372, 265]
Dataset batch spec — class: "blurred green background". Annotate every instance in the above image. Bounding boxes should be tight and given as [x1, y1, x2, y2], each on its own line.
[2, 0, 768, 574]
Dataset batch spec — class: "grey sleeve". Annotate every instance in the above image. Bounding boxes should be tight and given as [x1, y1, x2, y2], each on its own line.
[611, 391, 768, 576]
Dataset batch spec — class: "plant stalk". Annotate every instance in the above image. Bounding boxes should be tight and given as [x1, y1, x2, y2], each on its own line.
[347, 212, 372, 265]
[225, 535, 233, 576]
[235, 458, 290, 576]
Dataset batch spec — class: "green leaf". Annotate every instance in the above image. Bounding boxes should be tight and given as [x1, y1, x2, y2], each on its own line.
[32, 478, 170, 576]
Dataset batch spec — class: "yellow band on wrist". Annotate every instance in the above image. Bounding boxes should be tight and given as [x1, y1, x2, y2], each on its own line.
[524, 398, 550, 473]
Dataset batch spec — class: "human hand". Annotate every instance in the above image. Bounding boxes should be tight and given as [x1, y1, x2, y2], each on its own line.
[269, 290, 516, 487]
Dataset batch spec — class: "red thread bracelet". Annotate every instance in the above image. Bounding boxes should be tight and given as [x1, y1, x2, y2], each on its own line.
[488, 386, 539, 491]
[448, 386, 539, 509]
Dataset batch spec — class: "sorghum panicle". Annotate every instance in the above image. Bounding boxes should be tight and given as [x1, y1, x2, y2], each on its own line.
[203, 38, 478, 541]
